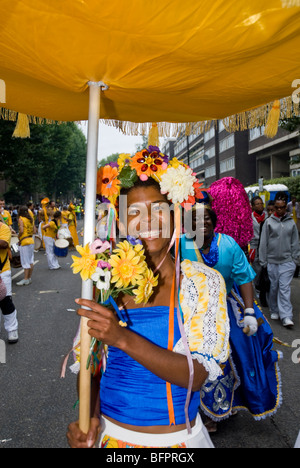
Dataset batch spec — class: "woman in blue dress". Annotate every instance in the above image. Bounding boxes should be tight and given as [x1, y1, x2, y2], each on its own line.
[181, 205, 282, 429]
[66, 150, 230, 448]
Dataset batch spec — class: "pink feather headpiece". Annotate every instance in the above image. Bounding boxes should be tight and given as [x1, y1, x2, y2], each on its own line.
[209, 177, 253, 248]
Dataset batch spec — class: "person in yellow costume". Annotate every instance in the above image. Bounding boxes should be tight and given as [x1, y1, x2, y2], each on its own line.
[16, 206, 35, 286]
[42, 211, 61, 270]
[0, 198, 15, 234]
[38, 197, 50, 249]
[68, 203, 79, 247]
[61, 206, 70, 226]
[0, 219, 18, 343]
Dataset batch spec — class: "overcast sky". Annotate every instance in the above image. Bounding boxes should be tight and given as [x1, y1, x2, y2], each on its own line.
[78, 121, 158, 162]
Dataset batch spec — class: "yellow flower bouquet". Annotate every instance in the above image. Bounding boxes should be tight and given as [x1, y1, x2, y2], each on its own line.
[71, 236, 158, 372]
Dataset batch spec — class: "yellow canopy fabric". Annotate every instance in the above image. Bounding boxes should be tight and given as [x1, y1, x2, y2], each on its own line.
[0, 0, 300, 129]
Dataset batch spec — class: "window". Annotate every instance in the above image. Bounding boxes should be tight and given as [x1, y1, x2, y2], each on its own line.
[174, 138, 187, 155]
[220, 157, 235, 174]
[291, 168, 300, 177]
[249, 126, 265, 140]
[205, 165, 216, 178]
[190, 156, 204, 169]
[218, 120, 225, 132]
[204, 145, 215, 159]
[204, 126, 215, 142]
[219, 134, 234, 153]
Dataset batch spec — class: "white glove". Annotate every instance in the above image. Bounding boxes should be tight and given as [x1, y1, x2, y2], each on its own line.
[243, 314, 258, 337]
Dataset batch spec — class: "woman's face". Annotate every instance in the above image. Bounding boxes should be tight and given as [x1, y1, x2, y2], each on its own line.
[274, 200, 287, 217]
[203, 208, 214, 239]
[252, 198, 264, 214]
[124, 186, 173, 254]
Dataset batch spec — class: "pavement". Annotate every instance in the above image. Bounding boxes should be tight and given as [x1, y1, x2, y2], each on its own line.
[0, 241, 81, 448]
[0, 228, 299, 448]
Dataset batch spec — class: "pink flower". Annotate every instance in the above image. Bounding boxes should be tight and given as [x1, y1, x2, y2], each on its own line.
[97, 260, 111, 270]
[90, 239, 111, 254]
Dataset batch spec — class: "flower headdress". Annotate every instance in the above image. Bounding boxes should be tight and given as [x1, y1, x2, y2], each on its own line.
[96, 146, 204, 210]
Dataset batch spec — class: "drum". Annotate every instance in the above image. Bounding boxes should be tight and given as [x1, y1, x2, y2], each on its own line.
[54, 238, 69, 257]
[33, 235, 42, 251]
[10, 236, 21, 268]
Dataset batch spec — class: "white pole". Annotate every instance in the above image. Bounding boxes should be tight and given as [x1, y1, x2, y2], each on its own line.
[79, 81, 107, 434]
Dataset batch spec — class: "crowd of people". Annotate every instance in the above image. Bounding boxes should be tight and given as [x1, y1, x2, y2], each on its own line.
[65, 147, 299, 449]
[1, 160, 299, 448]
[0, 196, 81, 344]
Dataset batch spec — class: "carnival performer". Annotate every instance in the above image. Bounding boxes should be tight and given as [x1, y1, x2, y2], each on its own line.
[0, 198, 16, 234]
[67, 147, 230, 449]
[180, 179, 282, 431]
[0, 219, 18, 343]
[61, 206, 70, 228]
[68, 203, 79, 247]
[38, 197, 50, 249]
[16, 206, 35, 286]
[59, 205, 72, 240]
[42, 211, 61, 270]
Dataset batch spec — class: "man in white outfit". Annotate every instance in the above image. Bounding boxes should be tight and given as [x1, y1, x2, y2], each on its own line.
[259, 192, 300, 328]
[0, 220, 18, 343]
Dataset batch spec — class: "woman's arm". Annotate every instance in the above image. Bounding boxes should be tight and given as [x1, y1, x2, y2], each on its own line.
[18, 218, 24, 239]
[76, 298, 208, 392]
[239, 281, 254, 310]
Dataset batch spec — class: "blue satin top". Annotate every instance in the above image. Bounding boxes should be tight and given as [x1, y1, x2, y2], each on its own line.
[100, 305, 200, 426]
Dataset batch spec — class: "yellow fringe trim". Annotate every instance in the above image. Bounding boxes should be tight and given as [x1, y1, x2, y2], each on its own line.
[0, 108, 63, 126]
[12, 113, 30, 138]
[281, 0, 300, 7]
[1, 95, 299, 139]
[264, 100, 281, 138]
[147, 122, 159, 147]
[102, 96, 299, 138]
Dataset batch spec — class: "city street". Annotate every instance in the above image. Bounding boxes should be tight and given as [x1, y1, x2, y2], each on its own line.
[0, 230, 299, 448]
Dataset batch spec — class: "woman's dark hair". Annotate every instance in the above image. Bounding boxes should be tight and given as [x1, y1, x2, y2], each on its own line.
[205, 207, 218, 229]
[18, 205, 33, 223]
[274, 191, 288, 204]
[251, 195, 263, 207]
[53, 210, 61, 227]
[267, 200, 275, 207]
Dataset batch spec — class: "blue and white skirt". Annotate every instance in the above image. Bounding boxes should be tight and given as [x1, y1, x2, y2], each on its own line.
[200, 284, 282, 421]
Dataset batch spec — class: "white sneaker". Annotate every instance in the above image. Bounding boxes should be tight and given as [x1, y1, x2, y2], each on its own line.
[16, 279, 30, 286]
[282, 318, 294, 328]
[8, 330, 18, 344]
[271, 313, 279, 320]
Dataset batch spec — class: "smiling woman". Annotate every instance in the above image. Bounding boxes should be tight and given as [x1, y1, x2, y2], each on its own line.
[67, 146, 230, 449]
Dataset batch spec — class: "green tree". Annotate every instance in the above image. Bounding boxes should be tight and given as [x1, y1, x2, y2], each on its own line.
[280, 116, 300, 133]
[98, 153, 120, 168]
[0, 120, 86, 203]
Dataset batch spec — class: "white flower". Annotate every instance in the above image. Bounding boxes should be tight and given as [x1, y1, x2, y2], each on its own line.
[160, 165, 196, 204]
[91, 267, 111, 290]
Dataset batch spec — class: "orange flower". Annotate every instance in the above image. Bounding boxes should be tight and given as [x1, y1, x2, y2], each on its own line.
[130, 150, 166, 181]
[97, 165, 120, 202]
